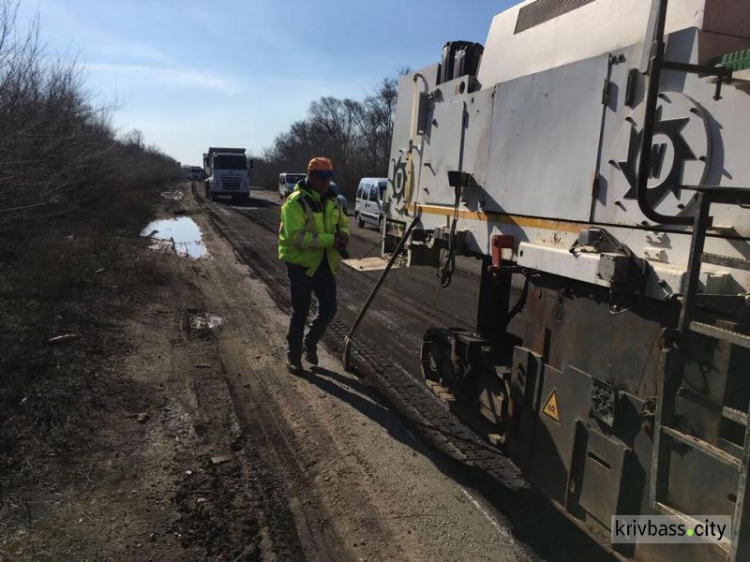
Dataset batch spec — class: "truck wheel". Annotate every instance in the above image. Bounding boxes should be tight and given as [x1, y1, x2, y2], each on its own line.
[356, 213, 365, 228]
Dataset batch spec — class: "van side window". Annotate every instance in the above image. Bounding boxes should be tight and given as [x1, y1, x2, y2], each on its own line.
[369, 185, 377, 202]
[357, 186, 363, 199]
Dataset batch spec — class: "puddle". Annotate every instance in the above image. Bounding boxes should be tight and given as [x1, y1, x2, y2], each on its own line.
[141, 217, 207, 259]
[190, 314, 223, 330]
[161, 190, 184, 201]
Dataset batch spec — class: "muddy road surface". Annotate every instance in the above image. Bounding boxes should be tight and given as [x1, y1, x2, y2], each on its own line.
[193, 186, 614, 562]
[1, 183, 613, 562]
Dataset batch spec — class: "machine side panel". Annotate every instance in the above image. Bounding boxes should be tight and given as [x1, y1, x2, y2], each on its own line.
[482, 54, 608, 222]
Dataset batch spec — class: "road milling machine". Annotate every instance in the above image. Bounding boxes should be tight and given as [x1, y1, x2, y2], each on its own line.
[365, 0, 750, 560]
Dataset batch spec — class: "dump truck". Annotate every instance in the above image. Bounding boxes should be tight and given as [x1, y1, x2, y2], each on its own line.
[203, 147, 252, 203]
[349, 0, 750, 560]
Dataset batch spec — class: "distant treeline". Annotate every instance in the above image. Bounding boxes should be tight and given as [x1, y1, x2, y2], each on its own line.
[251, 72, 405, 195]
[0, 0, 180, 239]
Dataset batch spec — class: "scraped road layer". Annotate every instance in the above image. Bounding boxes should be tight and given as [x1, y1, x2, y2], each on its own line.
[183, 186, 529, 562]
[1, 182, 611, 562]
[191, 186, 613, 562]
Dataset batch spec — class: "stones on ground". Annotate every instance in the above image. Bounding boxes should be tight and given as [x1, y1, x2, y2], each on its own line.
[211, 455, 231, 466]
[137, 413, 151, 424]
[195, 363, 211, 369]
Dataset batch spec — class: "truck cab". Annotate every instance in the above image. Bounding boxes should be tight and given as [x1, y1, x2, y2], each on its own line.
[203, 147, 252, 203]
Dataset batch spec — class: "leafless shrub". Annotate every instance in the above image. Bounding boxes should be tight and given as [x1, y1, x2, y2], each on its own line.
[0, 0, 180, 461]
[0, 0, 179, 239]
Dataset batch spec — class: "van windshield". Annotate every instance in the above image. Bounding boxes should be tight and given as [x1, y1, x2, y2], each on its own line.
[285, 174, 305, 186]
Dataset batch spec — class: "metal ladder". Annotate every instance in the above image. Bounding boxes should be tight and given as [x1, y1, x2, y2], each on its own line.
[649, 189, 750, 561]
[637, 1, 750, 559]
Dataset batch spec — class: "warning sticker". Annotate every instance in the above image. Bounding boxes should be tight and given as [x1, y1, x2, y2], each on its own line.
[542, 390, 561, 422]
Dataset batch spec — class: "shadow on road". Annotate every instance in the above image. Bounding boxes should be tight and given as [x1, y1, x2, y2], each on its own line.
[305, 366, 614, 562]
[299, 365, 421, 453]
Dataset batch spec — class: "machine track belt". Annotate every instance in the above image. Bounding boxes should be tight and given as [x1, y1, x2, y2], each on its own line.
[192, 185, 525, 490]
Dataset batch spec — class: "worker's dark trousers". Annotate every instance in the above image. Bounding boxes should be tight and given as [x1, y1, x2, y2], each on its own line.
[285, 262, 337, 360]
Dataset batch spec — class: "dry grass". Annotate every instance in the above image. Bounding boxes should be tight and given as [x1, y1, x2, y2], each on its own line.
[0, 180, 166, 457]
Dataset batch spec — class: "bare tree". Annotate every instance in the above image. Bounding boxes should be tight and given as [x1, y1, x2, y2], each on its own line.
[0, 0, 178, 236]
[257, 71, 404, 199]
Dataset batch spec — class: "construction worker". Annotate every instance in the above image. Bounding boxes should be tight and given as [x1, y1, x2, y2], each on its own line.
[278, 157, 350, 373]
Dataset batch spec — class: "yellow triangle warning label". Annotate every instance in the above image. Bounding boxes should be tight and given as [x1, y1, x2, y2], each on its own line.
[542, 390, 561, 422]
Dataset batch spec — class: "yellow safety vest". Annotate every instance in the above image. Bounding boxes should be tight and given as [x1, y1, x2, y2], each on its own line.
[278, 182, 350, 276]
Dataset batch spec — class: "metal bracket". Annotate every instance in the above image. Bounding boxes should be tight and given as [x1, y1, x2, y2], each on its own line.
[488, 235, 515, 275]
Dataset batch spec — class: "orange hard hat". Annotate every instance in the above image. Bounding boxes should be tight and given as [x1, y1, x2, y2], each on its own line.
[307, 157, 334, 174]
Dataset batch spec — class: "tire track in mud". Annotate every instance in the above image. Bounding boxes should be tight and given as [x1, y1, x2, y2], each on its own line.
[194, 187, 617, 562]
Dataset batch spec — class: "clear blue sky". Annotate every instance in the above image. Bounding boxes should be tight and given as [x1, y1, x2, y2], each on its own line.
[19, 0, 517, 166]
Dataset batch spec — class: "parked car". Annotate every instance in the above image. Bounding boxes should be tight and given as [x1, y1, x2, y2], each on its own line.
[354, 178, 387, 228]
[188, 166, 203, 181]
[329, 182, 348, 214]
[278, 172, 306, 199]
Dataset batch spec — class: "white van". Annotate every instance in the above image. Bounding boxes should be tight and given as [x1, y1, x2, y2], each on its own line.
[354, 178, 387, 228]
[278, 172, 306, 199]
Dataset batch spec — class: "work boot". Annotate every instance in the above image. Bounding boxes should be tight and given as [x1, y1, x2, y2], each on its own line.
[303, 346, 319, 366]
[286, 353, 303, 375]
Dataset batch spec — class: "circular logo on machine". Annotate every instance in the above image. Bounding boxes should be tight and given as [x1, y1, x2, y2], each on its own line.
[390, 155, 408, 203]
[609, 92, 712, 218]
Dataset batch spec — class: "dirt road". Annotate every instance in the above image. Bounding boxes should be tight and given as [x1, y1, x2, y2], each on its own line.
[190, 186, 613, 561]
[1, 183, 612, 561]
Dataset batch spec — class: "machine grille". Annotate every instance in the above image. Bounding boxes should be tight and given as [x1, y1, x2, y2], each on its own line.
[515, 0, 596, 34]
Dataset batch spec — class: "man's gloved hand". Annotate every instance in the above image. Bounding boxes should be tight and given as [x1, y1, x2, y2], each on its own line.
[334, 232, 350, 258]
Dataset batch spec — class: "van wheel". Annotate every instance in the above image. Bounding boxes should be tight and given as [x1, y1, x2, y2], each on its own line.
[356, 213, 365, 228]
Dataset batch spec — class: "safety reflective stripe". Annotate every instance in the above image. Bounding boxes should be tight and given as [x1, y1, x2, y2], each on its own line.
[298, 196, 316, 231]
[292, 195, 322, 248]
[294, 230, 321, 248]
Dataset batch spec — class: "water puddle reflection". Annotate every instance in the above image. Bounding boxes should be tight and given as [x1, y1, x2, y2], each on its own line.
[141, 217, 207, 259]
